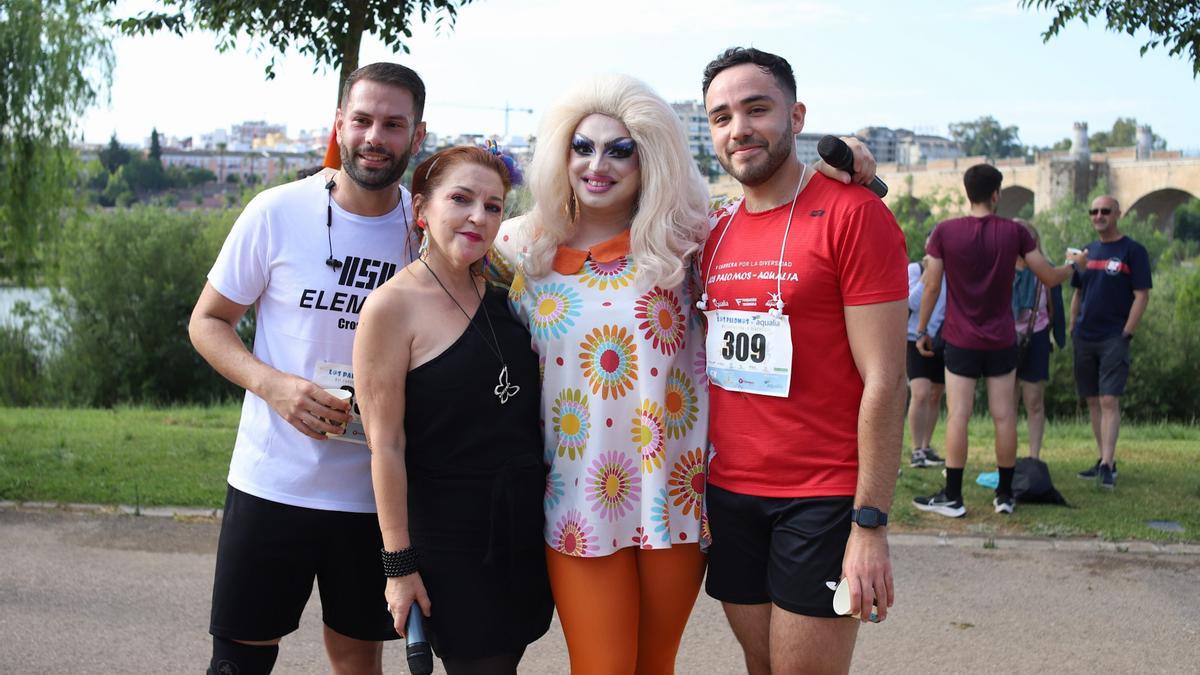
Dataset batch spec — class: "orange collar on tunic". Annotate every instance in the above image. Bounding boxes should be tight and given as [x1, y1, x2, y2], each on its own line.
[551, 230, 632, 274]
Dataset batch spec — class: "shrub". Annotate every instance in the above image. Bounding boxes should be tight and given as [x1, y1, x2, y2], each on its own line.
[44, 205, 246, 406]
[0, 322, 43, 405]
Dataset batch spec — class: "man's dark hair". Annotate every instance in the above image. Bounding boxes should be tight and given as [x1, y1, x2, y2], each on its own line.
[963, 164, 1003, 204]
[702, 47, 797, 102]
[340, 62, 426, 124]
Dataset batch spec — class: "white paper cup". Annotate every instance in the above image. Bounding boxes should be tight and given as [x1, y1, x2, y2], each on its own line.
[832, 578, 880, 622]
[320, 388, 353, 431]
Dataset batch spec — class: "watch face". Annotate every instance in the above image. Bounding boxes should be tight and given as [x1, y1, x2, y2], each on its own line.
[856, 508, 884, 527]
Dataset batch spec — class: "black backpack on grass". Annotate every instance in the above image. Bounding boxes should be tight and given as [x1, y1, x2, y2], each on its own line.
[1013, 457, 1068, 505]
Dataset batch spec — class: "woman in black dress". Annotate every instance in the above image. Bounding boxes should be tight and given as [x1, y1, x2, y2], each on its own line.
[353, 146, 552, 674]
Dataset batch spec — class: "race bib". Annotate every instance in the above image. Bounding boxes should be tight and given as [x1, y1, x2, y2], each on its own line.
[704, 309, 792, 397]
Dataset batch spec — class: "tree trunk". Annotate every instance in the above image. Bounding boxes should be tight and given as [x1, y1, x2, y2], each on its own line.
[336, 0, 366, 108]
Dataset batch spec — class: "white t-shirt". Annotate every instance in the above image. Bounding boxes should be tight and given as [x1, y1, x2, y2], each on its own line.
[208, 174, 414, 512]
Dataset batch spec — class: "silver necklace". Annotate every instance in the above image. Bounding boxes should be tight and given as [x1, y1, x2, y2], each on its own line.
[419, 257, 519, 404]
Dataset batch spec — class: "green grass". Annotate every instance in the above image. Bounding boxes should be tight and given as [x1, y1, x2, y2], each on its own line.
[0, 406, 238, 508]
[894, 417, 1200, 543]
[1, 406, 1198, 542]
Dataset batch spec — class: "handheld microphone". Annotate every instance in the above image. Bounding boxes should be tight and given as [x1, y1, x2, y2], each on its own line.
[405, 604, 433, 675]
[817, 135, 888, 198]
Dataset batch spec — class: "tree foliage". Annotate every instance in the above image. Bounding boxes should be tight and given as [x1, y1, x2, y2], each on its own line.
[948, 116, 1025, 159]
[1087, 116, 1166, 152]
[0, 0, 113, 282]
[149, 127, 163, 163]
[1021, 0, 1200, 76]
[101, 0, 478, 105]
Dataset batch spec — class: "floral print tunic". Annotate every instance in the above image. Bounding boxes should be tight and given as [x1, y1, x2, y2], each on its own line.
[493, 220, 708, 557]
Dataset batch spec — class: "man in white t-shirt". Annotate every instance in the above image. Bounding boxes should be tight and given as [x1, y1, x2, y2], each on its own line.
[188, 63, 426, 675]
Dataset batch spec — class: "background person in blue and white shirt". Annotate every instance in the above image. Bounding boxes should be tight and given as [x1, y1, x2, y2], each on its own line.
[906, 238, 948, 469]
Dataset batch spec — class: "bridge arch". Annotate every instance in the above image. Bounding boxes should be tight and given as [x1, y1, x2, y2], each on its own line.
[997, 186, 1035, 219]
[1126, 188, 1197, 232]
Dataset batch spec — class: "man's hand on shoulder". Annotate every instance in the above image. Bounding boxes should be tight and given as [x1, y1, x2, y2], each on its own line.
[814, 136, 877, 187]
[262, 373, 352, 440]
[842, 525, 894, 623]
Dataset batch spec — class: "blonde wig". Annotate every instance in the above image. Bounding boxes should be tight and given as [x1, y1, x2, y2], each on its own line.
[522, 75, 710, 290]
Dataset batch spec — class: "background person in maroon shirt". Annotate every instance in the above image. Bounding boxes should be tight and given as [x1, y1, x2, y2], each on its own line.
[912, 164, 1084, 518]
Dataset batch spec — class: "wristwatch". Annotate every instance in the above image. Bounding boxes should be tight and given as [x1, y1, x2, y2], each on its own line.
[851, 506, 888, 528]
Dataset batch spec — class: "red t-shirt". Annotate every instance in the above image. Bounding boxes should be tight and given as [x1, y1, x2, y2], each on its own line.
[701, 175, 908, 498]
[927, 215, 1035, 350]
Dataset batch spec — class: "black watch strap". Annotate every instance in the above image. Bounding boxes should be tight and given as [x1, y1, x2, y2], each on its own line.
[851, 506, 888, 528]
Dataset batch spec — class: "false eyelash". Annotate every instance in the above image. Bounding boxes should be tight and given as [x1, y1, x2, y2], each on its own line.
[571, 135, 595, 155]
[605, 138, 637, 159]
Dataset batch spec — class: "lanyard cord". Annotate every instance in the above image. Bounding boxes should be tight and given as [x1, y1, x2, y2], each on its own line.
[699, 163, 807, 317]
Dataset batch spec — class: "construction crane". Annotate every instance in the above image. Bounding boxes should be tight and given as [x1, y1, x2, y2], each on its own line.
[439, 102, 534, 137]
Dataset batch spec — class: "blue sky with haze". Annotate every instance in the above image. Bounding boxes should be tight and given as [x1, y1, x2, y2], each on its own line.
[84, 0, 1200, 151]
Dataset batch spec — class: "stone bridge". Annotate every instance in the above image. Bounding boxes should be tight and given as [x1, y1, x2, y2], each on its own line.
[878, 141, 1200, 230]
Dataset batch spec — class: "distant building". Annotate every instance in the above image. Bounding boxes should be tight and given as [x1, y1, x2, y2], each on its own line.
[896, 134, 962, 165]
[856, 126, 962, 166]
[671, 101, 714, 158]
[856, 127, 900, 164]
[160, 149, 317, 184]
[795, 132, 843, 166]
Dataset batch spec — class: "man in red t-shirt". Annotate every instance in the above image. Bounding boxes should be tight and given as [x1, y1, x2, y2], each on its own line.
[913, 164, 1081, 517]
[699, 47, 908, 673]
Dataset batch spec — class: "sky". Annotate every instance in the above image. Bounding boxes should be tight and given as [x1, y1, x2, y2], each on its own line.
[82, 0, 1200, 151]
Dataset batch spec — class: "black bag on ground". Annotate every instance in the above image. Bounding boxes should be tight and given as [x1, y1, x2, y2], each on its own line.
[1012, 457, 1068, 505]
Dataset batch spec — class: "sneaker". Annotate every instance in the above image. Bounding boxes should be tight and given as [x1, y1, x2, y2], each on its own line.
[922, 447, 946, 465]
[1078, 460, 1119, 479]
[913, 490, 966, 518]
[1099, 464, 1115, 490]
[993, 495, 1015, 514]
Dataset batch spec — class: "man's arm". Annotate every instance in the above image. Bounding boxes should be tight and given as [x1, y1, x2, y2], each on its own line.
[1124, 289, 1150, 336]
[915, 257, 943, 356]
[188, 282, 349, 439]
[841, 299, 907, 622]
[1023, 248, 1082, 288]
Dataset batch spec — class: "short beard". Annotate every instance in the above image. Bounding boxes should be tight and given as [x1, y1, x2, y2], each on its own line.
[717, 127, 793, 188]
[340, 142, 412, 191]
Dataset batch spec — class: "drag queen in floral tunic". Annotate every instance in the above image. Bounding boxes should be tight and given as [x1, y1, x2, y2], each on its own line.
[491, 74, 710, 675]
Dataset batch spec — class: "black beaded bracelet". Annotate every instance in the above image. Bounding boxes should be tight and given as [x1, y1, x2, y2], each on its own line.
[381, 546, 418, 577]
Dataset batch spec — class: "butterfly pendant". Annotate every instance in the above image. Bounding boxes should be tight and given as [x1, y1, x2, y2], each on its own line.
[494, 365, 520, 404]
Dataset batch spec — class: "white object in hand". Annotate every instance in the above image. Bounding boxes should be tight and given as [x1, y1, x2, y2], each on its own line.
[832, 577, 880, 622]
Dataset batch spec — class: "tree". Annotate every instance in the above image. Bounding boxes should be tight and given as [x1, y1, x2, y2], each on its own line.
[98, 133, 131, 173]
[948, 116, 1025, 159]
[1088, 117, 1166, 152]
[149, 127, 163, 163]
[102, 0, 479, 107]
[1021, 1, 1200, 76]
[0, 0, 113, 281]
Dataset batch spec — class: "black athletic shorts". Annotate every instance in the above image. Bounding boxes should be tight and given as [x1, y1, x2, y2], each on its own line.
[209, 485, 399, 642]
[704, 483, 852, 617]
[944, 341, 1018, 379]
[906, 339, 945, 383]
[1073, 334, 1131, 397]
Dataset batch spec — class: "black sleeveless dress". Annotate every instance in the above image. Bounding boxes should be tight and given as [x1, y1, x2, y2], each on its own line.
[403, 285, 553, 659]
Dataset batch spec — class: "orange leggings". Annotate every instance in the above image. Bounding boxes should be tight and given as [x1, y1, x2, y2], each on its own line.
[545, 544, 707, 675]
